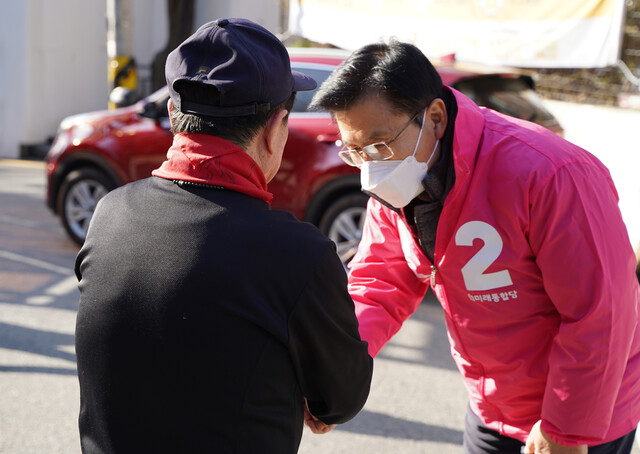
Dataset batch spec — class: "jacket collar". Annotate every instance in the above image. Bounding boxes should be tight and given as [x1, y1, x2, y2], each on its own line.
[152, 133, 273, 203]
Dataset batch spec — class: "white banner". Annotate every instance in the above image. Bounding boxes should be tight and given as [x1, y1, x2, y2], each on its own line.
[289, 0, 627, 68]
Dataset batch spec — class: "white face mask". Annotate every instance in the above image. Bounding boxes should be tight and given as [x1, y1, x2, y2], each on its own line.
[360, 110, 438, 208]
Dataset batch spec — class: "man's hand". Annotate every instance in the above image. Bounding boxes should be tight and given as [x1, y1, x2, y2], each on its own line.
[524, 420, 587, 454]
[303, 397, 337, 434]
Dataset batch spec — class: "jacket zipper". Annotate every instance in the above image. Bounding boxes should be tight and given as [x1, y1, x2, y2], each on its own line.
[430, 265, 437, 287]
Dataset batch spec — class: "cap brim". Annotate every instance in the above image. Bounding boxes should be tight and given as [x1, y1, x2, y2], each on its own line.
[292, 70, 317, 92]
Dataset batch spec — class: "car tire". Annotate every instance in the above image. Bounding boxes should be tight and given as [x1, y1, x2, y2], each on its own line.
[318, 192, 369, 268]
[57, 168, 115, 246]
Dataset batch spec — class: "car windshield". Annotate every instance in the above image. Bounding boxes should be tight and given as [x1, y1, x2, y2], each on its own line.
[290, 65, 333, 113]
[149, 91, 170, 117]
[454, 76, 555, 124]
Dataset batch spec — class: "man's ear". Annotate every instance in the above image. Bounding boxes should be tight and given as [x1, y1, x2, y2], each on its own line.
[264, 108, 289, 155]
[428, 98, 448, 140]
[167, 98, 174, 128]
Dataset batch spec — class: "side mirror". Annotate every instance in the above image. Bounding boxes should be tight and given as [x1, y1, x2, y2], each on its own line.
[140, 102, 160, 119]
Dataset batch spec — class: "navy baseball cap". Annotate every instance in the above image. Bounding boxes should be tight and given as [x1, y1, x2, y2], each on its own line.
[166, 18, 317, 117]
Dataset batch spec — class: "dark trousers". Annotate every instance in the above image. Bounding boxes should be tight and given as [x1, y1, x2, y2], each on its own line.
[463, 407, 637, 454]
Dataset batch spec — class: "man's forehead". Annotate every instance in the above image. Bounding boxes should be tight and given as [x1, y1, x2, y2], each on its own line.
[334, 97, 405, 146]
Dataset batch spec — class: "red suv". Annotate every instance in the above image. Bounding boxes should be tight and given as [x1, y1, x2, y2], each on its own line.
[45, 48, 563, 266]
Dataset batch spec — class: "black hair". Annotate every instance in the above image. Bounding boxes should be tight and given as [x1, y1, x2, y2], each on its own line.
[170, 82, 296, 149]
[309, 40, 443, 122]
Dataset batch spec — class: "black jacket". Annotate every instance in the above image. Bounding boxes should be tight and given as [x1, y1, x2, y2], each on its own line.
[75, 176, 373, 453]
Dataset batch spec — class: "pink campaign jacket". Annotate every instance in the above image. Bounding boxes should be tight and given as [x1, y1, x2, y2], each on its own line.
[348, 88, 640, 446]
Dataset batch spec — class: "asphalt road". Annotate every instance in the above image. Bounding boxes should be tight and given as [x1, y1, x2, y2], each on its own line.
[0, 159, 81, 453]
[1, 97, 639, 453]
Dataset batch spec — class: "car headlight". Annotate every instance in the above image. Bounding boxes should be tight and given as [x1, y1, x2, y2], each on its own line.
[70, 123, 96, 145]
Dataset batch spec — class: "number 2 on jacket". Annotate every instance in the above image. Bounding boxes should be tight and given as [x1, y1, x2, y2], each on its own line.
[455, 221, 513, 291]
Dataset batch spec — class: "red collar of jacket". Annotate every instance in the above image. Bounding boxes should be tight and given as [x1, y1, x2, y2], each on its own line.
[152, 133, 273, 204]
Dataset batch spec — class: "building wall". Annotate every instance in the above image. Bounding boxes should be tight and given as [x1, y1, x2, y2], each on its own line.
[0, 0, 110, 158]
[23, 0, 110, 153]
[195, 0, 282, 32]
[0, 2, 28, 159]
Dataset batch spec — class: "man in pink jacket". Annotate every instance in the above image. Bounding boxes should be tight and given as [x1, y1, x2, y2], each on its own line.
[309, 41, 640, 454]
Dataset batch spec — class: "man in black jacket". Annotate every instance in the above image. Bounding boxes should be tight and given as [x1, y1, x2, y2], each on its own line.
[74, 18, 373, 454]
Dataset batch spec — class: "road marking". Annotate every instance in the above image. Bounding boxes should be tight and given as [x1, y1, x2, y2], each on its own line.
[25, 295, 55, 306]
[24, 275, 79, 306]
[0, 251, 78, 306]
[0, 250, 73, 275]
[43, 275, 78, 296]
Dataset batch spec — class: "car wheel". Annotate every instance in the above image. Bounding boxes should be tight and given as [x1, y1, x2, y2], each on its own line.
[318, 192, 369, 268]
[57, 168, 115, 246]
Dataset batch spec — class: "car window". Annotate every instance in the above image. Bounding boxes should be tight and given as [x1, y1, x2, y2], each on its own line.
[454, 76, 556, 123]
[290, 66, 334, 113]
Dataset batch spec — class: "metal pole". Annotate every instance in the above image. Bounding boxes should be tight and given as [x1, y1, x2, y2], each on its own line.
[106, 0, 137, 108]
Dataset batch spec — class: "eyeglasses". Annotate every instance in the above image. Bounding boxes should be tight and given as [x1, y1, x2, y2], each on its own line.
[338, 111, 420, 167]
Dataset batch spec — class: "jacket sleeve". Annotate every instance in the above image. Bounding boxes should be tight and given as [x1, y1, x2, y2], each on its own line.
[348, 198, 430, 357]
[529, 161, 640, 446]
[287, 246, 373, 425]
